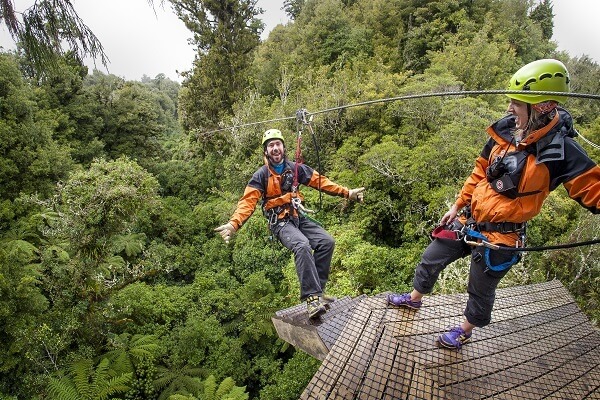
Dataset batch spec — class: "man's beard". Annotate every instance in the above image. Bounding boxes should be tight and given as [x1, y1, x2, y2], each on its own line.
[268, 151, 285, 164]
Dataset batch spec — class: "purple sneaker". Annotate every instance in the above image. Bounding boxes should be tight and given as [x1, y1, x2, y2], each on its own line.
[386, 293, 422, 309]
[438, 326, 472, 349]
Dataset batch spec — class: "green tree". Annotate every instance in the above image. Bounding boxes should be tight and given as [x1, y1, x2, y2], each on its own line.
[258, 352, 320, 400]
[283, 0, 305, 19]
[0, 217, 49, 393]
[172, 0, 263, 130]
[0, 52, 74, 200]
[100, 82, 171, 167]
[529, 0, 554, 40]
[102, 333, 160, 399]
[102, 333, 159, 376]
[486, 0, 554, 62]
[428, 21, 517, 90]
[154, 364, 204, 400]
[35, 53, 106, 166]
[41, 157, 160, 302]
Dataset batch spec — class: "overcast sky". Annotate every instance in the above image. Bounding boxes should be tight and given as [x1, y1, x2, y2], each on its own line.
[0, 0, 598, 82]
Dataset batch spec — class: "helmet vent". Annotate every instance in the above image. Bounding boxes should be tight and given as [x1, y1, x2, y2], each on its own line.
[523, 78, 537, 89]
[539, 73, 552, 80]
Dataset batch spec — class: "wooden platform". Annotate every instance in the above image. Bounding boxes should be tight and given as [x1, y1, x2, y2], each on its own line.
[273, 280, 600, 399]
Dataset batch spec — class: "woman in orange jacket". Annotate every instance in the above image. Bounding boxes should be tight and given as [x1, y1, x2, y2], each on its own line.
[215, 129, 365, 319]
[387, 59, 600, 349]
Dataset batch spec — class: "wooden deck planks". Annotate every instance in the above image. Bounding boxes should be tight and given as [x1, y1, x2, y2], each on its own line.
[285, 281, 600, 400]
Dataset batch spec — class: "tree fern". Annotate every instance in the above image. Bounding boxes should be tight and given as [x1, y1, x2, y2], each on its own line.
[46, 357, 132, 400]
[97, 372, 134, 399]
[1, 239, 38, 261]
[102, 332, 159, 376]
[198, 375, 249, 400]
[70, 359, 95, 399]
[214, 377, 235, 399]
[201, 375, 217, 400]
[154, 364, 204, 400]
[111, 233, 146, 257]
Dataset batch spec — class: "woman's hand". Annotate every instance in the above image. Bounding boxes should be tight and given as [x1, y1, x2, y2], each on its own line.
[440, 204, 460, 226]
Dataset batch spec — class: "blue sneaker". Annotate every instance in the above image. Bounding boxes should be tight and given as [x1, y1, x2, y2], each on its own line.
[387, 293, 422, 309]
[438, 326, 472, 349]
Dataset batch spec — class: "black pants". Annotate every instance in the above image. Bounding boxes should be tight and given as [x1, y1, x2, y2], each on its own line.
[272, 216, 335, 300]
[413, 238, 518, 327]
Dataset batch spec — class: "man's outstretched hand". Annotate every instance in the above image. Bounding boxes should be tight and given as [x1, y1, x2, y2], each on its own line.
[348, 187, 365, 202]
[215, 222, 236, 244]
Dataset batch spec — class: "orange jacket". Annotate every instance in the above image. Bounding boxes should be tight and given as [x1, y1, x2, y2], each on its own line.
[229, 160, 349, 230]
[455, 109, 600, 245]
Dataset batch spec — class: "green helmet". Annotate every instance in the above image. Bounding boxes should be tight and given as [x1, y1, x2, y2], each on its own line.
[262, 129, 285, 147]
[506, 59, 570, 104]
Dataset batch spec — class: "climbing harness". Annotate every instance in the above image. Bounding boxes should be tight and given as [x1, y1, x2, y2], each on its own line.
[262, 108, 326, 235]
[461, 228, 522, 272]
[432, 217, 600, 271]
[431, 217, 523, 271]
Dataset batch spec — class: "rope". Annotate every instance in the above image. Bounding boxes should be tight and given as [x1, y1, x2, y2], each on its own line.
[194, 89, 600, 137]
[294, 109, 324, 213]
[577, 130, 600, 150]
[486, 238, 600, 253]
[306, 122, 323, 212]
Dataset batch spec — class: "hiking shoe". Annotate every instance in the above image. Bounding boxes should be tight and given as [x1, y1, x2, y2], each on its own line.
[319, 294, 337, 308]
[306, 295, 326, 319]
[437, 326, 472, 349]
[387, 293, 422, 309]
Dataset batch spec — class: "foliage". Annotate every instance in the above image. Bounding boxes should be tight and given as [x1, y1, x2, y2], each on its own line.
[0, 0, 107, 76]
[47, 358, 132, 400]
[1, 0, 600, 398]
[197, 375, 249, 400]
[0, 53, 74, 200]
[258, 351, 320, 400]
[173, 0, 263, 129]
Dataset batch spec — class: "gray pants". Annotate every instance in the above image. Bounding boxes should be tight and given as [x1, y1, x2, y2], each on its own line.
[413, 238, 518, 327]
[273, 217, 335, 300]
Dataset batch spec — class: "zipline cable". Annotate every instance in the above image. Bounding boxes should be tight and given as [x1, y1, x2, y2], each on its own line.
[464, 235, 600, 253]
[577, 131, 600, 150]
[195, 89, 600, 137]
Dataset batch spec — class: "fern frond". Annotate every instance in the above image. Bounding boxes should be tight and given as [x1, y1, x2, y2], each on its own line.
[111, 233, 146, 257]
[153, 366, 177, 390]
[70, 359, 94, 398]
[215, 377, 235, 398]
[202, 375, 217, 400]
[47, 377, 79, 400]
[3, 239, 38, 261]
[98, 372, 133, 399]
[226, 386, 249, 400]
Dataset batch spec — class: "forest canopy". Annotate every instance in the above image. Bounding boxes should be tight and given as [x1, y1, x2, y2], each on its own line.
[0, 0, 599, 399]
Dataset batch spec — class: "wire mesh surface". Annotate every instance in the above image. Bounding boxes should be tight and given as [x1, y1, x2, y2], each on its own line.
[276, 280, 600, 400]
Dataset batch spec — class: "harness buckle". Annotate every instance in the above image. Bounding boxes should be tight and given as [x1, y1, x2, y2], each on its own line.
[268, 209, 278, 228]
[291, 197, 302, 210]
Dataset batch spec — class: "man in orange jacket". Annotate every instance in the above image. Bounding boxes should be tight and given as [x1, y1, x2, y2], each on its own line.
[215, 128, 365, 319]
[387, 59, 600, 349]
